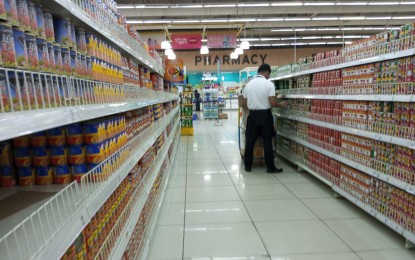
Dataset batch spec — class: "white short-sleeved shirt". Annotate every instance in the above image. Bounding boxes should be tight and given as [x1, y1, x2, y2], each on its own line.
[243, 75, 275, 110]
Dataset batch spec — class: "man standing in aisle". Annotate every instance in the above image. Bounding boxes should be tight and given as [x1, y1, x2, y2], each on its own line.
[243, 64, 288, 173]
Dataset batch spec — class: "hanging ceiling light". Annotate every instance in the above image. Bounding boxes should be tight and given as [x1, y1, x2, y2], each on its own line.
[167, 52, 176, 60]
[165, 48, 174, 56]
[235, 47, 243, 55]
[240, 26, 250, 49]
[230, 52, 238, 59]
[200, 45, 209, 54]
[161, 40, 171, 49]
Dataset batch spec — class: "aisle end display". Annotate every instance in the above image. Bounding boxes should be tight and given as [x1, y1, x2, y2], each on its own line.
[180, 85, 194, 136]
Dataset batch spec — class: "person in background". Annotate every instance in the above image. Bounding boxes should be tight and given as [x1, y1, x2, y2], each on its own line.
[194, 90, 201, 111]
[242, 64, 288, 174]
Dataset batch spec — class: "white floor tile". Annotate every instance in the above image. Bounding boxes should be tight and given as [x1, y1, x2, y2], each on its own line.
[284, 182, 333, 199]
[302, 198, 369, 220]
[271, 252, 360, 260]
[167, 174, 186, 188]
[156, 203, 185, 226]
[274, 171, 316, 184]
[162, 187, 186, 204]
[256, 220, 350, 254]
[147, 225, 183, 260]
[244, 199, 318, 222]
[230, 172, 281, 185]
[185, 201, 251, 225]
[184, 222, 268, 258]
[357, 249, 415, 260]
[186, 174, 234, 187]
[236, 184, 296, 201]
[324, 218, 405, 251]
[186, 186, 240, 202]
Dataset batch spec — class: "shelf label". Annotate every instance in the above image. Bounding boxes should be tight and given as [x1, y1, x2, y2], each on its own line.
[369, 208, 377, 216]
[407, 185, 415, 195]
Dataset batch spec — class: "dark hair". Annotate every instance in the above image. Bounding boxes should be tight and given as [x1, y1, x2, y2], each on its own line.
[258, 64, 271, 74]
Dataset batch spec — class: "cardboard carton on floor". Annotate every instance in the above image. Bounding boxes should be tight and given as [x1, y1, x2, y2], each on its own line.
[219, 113, 228, 119]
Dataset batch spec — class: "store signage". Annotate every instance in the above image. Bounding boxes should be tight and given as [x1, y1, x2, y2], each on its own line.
[194, 54, 268, 66]
[207, 34, 237, 48]
[171, 34, 202, 49]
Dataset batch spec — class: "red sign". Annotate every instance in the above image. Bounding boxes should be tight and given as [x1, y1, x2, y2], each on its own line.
[207, 34, 237, 49]
[171, 34, 202, 49]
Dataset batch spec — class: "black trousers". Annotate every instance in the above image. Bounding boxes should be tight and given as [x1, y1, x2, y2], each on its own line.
[196, 102, 201, 111]
[244, 109, 275, 170]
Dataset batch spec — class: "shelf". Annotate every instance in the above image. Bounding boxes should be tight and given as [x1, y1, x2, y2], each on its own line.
[0, 91, 178, 142]
[0, 107, 179, 260]
[276, 130, 415, 196]
[280, 94, 414, 102]
[46, 0, 162, 74]
[270, 48, 415, 81]
[273, 111, 415, 150]
[182, 104, 193, 107]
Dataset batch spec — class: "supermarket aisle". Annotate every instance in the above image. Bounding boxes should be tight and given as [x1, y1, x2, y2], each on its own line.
[147, 111, 415, 260]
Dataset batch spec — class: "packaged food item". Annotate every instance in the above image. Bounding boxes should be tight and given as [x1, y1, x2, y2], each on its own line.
[76, 28, 86, 53]
[14, 147, 31, 167]
[31, 131, 47, 147]
[83, 121, 106, 144]
[12, 27, 28, 69]
[16, 0, 30, 31]
[46, 41, 54, 72]
[25, 32, 39, 70]
[0, 23, 17, 67]
[49, 146, 67, 166]
[47, 127, 66, 146]
[32, 146, 49, 167]
[27, 0, 36, 33]
[35, 166, 52, 184]
[36, 37, 49, 71]
[71, 164, 87, 182]
[53, 17, 71, 47]
[34, 4, 45, 37]
[66, 123, 83, 145]
[0, 166, 16, 187]
[13, 135, 30, 148]
[68, 145, 85, 165]
[70, 22, 76, 49]
[70, 49, 76, 75]
[61, 46, 70, 75]
[4, 0, 18, 26]
[85, 143, 104, 164]
[18, 167, 35, 186]
[53, 165, 71, 184]
[53, 43, 62, 72]
[0, 0, 6, 20]
[43, 9, 54, 42]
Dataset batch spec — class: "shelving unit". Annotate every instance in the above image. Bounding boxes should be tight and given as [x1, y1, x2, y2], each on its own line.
[203, 89, 219, 120]
[180, 91, 194, 136]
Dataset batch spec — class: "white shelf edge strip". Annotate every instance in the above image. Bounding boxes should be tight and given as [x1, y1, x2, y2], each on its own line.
[109, 120, 179, 259]
[281, 94, 414, 102]
[276, 130, 415, 196]
[30, 108, 179, 260]
[277, 147, 415, 244]
[273, 112, 415, 149]
[270, 48, 415, 80]
[0, 92, 178, 142]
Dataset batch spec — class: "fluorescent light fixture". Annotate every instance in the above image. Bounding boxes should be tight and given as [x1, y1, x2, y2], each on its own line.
[252, 44, 273, 47]
[179, 5, 203, 8]
[317, 28, 339, 31]
[270, 29, 293, 32]
[401, 1, 415, 4]
[336, 2, 368, 5]
[345, 41, 353, 44]
[301, 36, 321, 39]
[308, 42, 327, 45]
[241, 40, 250, 49]
[291, 43, 308, 46]
[230, 52, 238, 59]
[238, 3, 270, 7]
[204, 4, 236, 7]
[135, 5, 145, 8]
[200, 46, 209, 55]
[201, 39, 207, 42]
[273, 43, 289, 46]
[284, 17, 311, 21]
[172, 20, 200, 23]
[257, 18, 284, 21]
[165, 48, 174, 55]
[143, 20, 171, 24]
[304, 2, 335, 5]
[271, 2, 303, 6]
[260, 37, 279, 41]
[126, 20, 143, 24]
[339, 16, 366, 20]
[142, 5, 170, 8]
[322, 36, 335, 39]
[239, 38, 259, 41]
[327, 42, 345, 44]
[229, 18, 257, 22]
[392, 16, 415, 19]
[281, 37, 301, 40]
[369, 1, 399, 5]
[366, 16, 392, 20]
[117, 5, 135, 9]
[235, 47, 243, 55]
[312, 17, 339, 20]
[201, 19, 229, 23]
[161, 40, 171, 50]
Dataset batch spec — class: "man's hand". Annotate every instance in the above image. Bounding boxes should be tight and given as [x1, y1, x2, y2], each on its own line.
[278, 100, 289, 107]
[277, 94, 285, 99]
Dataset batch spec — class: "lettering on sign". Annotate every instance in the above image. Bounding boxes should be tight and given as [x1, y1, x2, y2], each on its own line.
[194, 54, 267, 66]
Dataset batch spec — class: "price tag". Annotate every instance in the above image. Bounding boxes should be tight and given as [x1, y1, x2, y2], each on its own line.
[407, 185, 415, 195]
[68, 110, 76, 122]
[410, 142, 415, 149]
[370, 208, 376, 216]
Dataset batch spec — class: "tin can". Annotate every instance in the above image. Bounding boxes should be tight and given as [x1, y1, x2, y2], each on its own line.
[0, 0, 6, 20]
[17, 0, 30, 31]
[49, 146, 67, 166]
[80, 54, 86, 77]
[61, 46, 70, 75]
[47, 126, 66, 146]
[25, 32, 38, 70]
[4, 0, 18, 26]
[36, 37, 49, 71]
[86, 143, 104, 164]
[13, 135, 30, 148]
[35, 166, 52, 184]
[12, 27, 28, 68]
[53, 43, 62, 72]
[68, 145, 85, 165]
[70, 49, 76, 75]
[47, 41, 54, 72]
[43, 9, 54, 42]
[76, 28, 86, 53]
[70, 23, 76, 49]
[0, 142, 13, 166]
[85, 33, 95, 56]
[54, 17, 71, 47]
[83, 121, 106, 144]
[14, 147, 31, 167]
[53, 165, 71, 184]
[31, 131, 47, 147]
[86, 55, 92, 78]
[34, 4, 45, 38]
[18, 167, 35, 186]
[32, 146, 49, 167]
[71, 164, 87, 182]
[0, 23, 16, 67]
[66, 123, 83, 145]
[0, 166, 16, 187]
[27, 0, 36, 33]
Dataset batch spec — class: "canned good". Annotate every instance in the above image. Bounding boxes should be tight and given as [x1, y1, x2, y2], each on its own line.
[43, 9, 54, 42]
[13, 135, 30, 148]
[17, 0, 30, 31]
[4, 0, 18, 26]
[47, 127, 66, 146]
[0, 142, 13, 166]
[14, 147, 31, 167]
[68, 145, 85, 165]
[12, 27, 28, 69]
[0, 166, 16, 187]
[31, 131, 47, 147]
[83, 121, 106, 144]
[53, 165, 71, 184]
[47, 41, 54, 72]
[70, 23, 76, 49]
[0, 0, 6, 20]
[53, 43, 62, 72]
[70, 49, 76, 75]
[86, 143, 104, 164]
[18, 167, 35, 186]
[76, 28, 86, 53]
[34, 4, 45, 37]
[32, 146, 49, 167]
[25, 32, 39, 70]
[49, 146, 67, 166]
[80, 54, 86, 77]
[35, 166, 52, 185]
[61, 46, 70, 75]
[0, 23, 16, 67]
[66, 123, 83, 145]
[71, 164, 87, 182]
[27, 0, 36, 33]
[86, 55, 92, 78]
[53, 17, 71, 47]
[36, 37, 49, 71]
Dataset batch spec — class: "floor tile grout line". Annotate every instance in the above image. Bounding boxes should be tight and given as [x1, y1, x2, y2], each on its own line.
[205, 127, 272, 260]
[181, 137, 189, 260]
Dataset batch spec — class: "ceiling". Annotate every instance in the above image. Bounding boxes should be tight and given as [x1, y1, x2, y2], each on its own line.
[118, 1, 415, 48]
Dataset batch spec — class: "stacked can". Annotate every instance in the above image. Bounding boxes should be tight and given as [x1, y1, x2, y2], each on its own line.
[47, 126, 71, 184]
[66, 123, 87, 183]
[13, 135, 34, 185]
[0, 142, 16, 187]
[31, 131, 53, 185]
[153, 103, 163, 121]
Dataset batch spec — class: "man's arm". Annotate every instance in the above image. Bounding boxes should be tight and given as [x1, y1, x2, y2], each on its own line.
[268, 96, 288, 107]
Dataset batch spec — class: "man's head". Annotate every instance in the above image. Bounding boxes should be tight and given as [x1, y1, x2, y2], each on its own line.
[258, 64, 272, 79]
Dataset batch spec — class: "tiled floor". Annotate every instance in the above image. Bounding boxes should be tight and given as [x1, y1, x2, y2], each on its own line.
[147, 111, 415, 260]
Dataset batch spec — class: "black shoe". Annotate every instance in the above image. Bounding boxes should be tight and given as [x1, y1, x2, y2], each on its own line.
[244, 167, 251, 172]
[267, 168, 283, 174]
